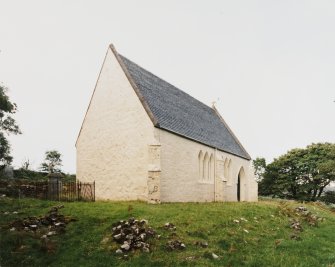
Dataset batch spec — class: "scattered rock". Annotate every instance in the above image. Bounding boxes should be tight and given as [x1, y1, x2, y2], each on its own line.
[121, 242, 130, 251]
[290, 233, 302, 241]
[212, 253, 219, 259]
[115, 249, 123, 254]
[233, 219, 240, 224]
[295, 206, 307, 213]
[9, 227, 15, 232]
[142, 246, 150, 253]
[290, 219, 303, 231]
[195, 241, 208, 248]
[243, 229, 249, 233]
[29, 225, 38, 230]
[164, 222, 176, 231]
[47, 231, 56, 237]
[166, 240, 186, 251]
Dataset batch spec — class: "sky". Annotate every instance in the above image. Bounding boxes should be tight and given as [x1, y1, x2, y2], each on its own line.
[0, 0, 334, 173]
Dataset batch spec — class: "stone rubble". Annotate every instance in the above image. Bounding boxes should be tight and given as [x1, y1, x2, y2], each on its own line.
[110, 218, 188, 255]
[8, 205, 76, 237]
[111, 217, 156, 254]
[166, 240, 186, 251]
[290, 219, 302, 231]
[164, 222, 176, 231]
[295, 206, 308, 213]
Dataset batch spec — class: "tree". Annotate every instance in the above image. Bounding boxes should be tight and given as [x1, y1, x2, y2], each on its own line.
[0, 85, 21, 166]
[252, 157, 266, 182]
[259, 143, 335, 201]
[40, 150, 62, 173]
[21, 158, 31, 170]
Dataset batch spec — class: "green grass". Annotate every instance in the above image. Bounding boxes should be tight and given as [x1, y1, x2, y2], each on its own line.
[0, 197, 335, 267]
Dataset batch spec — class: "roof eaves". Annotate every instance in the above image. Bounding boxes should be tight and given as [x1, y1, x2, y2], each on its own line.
[155, 125, 251, 161]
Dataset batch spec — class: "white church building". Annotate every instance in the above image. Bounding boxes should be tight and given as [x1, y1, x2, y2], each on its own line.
[76, 44, 258, 203]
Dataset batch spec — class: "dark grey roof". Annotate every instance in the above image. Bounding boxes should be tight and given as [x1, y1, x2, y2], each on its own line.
[119, 54, 251, 160]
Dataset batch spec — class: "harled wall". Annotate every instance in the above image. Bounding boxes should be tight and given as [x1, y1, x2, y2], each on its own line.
[158, 129, 258, 202]
[76, 48, 156, 201]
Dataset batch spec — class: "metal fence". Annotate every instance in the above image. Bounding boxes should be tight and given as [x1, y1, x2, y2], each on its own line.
[0, 180, 95, 202]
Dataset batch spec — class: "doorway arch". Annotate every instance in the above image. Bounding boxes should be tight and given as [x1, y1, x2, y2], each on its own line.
[237, 167, 246, 201]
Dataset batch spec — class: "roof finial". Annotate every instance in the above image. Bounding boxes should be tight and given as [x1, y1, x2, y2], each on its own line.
[212, 97, 220, 109]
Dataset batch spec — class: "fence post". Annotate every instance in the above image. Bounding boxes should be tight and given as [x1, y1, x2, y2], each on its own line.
[93, 181, 95, 202]
[77, 182, 80, 201]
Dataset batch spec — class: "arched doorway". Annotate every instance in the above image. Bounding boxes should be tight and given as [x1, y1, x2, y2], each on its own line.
[237, 167, 245, 201]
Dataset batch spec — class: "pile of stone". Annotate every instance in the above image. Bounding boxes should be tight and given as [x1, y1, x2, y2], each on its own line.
[112, 218, 156, 254]
[289, 219, 302, 231]
[295, 206, 308, 213]
[294, 206, 323, 226]
[8, 205, 76, 236]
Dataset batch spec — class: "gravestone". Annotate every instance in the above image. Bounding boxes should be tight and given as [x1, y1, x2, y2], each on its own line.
[48, 173, 64, 200]
[2, 166, 14, 179]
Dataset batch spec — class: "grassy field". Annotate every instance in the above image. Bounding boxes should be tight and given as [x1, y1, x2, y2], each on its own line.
[0, 197, 335, 267]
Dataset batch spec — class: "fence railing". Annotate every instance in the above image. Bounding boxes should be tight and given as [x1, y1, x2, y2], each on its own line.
[0, 180, 95, 202]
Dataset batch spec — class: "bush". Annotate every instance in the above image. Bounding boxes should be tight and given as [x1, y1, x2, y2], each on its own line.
[320, 191, 335, 204]
[13, 169, 48, 180]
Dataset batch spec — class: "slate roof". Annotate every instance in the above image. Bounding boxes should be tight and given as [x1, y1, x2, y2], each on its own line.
[118, 54, 251, 160]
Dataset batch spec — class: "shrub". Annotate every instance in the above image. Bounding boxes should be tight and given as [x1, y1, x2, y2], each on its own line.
[320, 191, 335, 204]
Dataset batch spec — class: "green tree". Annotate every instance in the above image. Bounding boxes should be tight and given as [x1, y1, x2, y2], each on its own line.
[252, 157, 266, 182]
[0, 85, 21, 166]
[259, 143, 335, 201]
[40, 150, 62, 173]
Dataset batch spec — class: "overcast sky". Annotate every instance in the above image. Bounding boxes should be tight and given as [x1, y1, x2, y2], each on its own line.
[1, 0, 334, 173]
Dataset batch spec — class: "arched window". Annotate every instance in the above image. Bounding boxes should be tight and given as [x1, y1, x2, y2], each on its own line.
[198, 151, 203, 180]
[227, 159, 232, 185]
[203, 153, 209, 181]
[209, 154, 214, 181]
[224, 158, 229, 181]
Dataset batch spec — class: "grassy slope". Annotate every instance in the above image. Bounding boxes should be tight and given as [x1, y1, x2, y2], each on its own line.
[0, 198, 334, 267]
